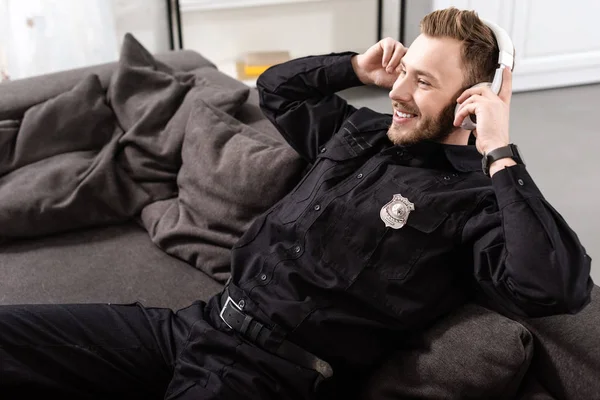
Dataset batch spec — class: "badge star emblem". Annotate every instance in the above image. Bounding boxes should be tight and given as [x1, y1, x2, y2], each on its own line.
[380, 194, 414, 229]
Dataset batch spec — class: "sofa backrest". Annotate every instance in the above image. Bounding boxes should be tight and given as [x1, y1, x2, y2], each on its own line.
[0, 50, 215, 121]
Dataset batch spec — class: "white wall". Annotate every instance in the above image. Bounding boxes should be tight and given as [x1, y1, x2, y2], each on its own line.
[180, 0, 377, 66]
[112, 0, 171, 53]
[0, 0, 119, 80]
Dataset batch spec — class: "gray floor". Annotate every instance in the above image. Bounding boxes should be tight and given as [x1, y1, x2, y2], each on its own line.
[339, 84, 600, 283]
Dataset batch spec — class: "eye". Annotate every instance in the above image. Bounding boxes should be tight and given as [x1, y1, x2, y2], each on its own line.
[418, 79, 430, 87]
[399, 69, 407, 76]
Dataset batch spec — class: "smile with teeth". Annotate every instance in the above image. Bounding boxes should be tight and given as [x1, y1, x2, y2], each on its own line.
[396, 110, 417, 118]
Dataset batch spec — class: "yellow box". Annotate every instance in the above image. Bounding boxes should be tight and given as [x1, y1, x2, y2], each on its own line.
[236, 51, 291, 79]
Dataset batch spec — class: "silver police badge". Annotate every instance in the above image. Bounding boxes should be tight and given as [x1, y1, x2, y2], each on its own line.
[380, 194, 414, 229]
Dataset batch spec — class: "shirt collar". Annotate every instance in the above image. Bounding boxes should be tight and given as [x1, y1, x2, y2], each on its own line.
[373, 114, 482, 172]
[398, 140, 482, 173]
[442, 143, 482, 172]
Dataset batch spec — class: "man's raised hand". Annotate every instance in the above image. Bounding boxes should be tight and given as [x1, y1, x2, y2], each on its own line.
[454, 67, 513, 157]
[351, 38, 407, 89]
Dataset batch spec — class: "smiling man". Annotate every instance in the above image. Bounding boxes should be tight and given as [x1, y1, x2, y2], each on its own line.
[254, 6, 593, 396]
[383, 34, 464, 146]
[0, 7, 593, 400]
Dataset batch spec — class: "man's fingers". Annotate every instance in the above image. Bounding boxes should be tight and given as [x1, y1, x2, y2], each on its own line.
[456, 89, 471, 104]
[456, 86, 493, 104]
[380, 38, 404, 68]
[455, 95, 478, 113]
[380, 41, 394, 67]
[456, 69, 512, 104]
[456, 87, 483, 103]
[453, 102, 477, 127]
[386, 44, 406, 72]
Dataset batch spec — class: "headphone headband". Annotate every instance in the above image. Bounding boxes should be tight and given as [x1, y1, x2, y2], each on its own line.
[481, 18, 514, 71]
[455, 17, 515, 130]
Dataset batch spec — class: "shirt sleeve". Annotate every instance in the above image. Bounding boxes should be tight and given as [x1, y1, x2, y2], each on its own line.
[461, 164, 593, 317]
[256, 52, 363, 163]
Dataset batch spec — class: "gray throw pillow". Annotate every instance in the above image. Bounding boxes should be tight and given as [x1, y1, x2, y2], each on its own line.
[515, 373, 556, 399]
[108, 33, 249, 200]
[140, 98, 305, 282]
[361, 303, 534, 400]
[0, 75, 151, 238]
[0, 75, 114, 178]
[190, 66, 252, 114]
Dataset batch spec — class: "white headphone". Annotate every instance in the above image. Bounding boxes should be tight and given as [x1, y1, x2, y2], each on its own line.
[455, 18, 515, 130]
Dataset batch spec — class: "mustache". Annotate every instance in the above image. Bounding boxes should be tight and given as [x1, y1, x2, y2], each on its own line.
[392, 102, 419, 115]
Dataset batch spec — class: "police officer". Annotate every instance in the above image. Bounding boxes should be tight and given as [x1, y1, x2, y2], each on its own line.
[0, 7, 592, 400]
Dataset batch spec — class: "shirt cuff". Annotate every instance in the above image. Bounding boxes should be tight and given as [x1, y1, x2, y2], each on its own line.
[491, 164, 544, 209]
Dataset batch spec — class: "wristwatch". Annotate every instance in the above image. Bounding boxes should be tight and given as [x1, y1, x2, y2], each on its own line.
[482, 144, 525, 176]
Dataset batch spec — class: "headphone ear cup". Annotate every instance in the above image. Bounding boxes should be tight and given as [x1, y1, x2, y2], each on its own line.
[454, 82, 492, 130]
[461, 114, 478, 131]
[454, 102, 477, 130]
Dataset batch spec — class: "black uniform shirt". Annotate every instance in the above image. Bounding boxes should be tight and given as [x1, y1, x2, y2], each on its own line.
[225, 53, 593, 370]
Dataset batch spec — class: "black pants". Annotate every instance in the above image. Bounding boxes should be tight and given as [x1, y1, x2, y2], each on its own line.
[0, 297, 320, 400]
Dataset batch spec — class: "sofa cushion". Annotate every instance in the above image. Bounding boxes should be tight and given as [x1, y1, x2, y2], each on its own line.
[140, 100, 306, 283]
[361, 303, 534, 399]
[0, 223, 223, 310]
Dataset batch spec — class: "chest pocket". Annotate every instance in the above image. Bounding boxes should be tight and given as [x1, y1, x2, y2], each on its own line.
[276, 145, 368, 225]
[317, 180, 448, 284]
[276, 116, 391, 225]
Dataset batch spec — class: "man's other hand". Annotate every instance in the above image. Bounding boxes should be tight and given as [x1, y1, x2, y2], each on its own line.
[351, 38, 407, 89]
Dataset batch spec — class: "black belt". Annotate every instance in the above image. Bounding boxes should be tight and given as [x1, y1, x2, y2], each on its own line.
[219, 288, 333, 380]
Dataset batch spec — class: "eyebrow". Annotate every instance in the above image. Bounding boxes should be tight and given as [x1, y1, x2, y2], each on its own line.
[400, 61, 440, 85]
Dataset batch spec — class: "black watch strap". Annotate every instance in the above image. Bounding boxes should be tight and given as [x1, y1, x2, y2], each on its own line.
[482, 144, 524, 176]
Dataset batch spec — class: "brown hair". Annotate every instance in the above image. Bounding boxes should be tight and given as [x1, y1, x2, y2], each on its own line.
[420, 7, 499, 87]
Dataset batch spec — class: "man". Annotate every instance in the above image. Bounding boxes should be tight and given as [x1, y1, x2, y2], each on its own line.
[0, 7, 593, 400]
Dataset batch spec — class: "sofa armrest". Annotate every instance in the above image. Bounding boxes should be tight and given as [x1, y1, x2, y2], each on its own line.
[359, 303, 534, 399]
[512, 285, 600, 399]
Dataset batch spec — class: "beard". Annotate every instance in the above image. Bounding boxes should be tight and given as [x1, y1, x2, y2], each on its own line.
[387, 99, 458, 146]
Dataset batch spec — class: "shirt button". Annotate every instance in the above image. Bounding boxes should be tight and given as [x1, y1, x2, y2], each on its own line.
[260, 274, 267, 281]
[320, 147, 327, 153]
[293, 245, 302, 253]
[357, 173, 363, 179]
[314, 204, 321, 211]
[518, 179, 524, 186]
[443, 176, 450, 181]
[238, 299, 246, 309]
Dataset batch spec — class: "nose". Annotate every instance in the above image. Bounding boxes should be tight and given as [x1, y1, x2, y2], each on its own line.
[389, 75, 412, 103]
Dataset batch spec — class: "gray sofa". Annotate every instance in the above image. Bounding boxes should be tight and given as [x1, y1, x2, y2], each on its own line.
[0, 36, 598, 399]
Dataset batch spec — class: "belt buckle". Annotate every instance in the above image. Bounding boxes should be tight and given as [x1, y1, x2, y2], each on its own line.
[219, 295, 242, 329]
